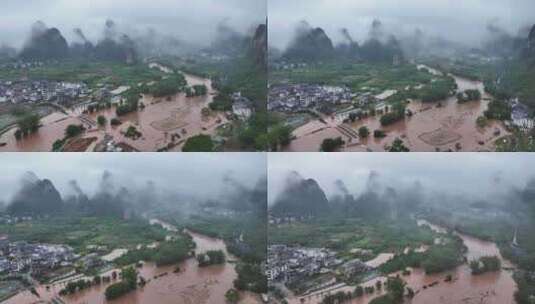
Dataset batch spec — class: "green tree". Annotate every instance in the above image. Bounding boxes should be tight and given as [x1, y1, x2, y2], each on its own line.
[354, 285, 364, 297]
[388, 138, 410, 152]
[65, 124, 84, 138]
[97, 115, 107, 127]
[16, 113, 41, 135]
[225, 288, 240, 303]
[182, 134, 214, 152]
[386, 276, 406, 301]
[320, 137, 345, 152]
[358, 126, 370, 138]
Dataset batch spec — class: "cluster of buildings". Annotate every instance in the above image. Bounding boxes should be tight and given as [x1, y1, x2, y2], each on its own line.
[0, 239, 77, 275]
[508, 97, 534, 130]
[230, 92, 254, 120]
[268, 214, 314, 226]
[0, 80, 90, 105]
[270, 61, 309, 71]
[266, 244, 341, 283]
[0, 61, 44, 70]
[267, 243, 376, 294]
[268, 84, 355, 113]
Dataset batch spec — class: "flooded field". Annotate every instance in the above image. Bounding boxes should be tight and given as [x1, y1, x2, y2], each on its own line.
[284, 67, 509, 152]
[5, 220, 261, 304]
[285, 220, 516, 304]
[0, 71, 227, 152]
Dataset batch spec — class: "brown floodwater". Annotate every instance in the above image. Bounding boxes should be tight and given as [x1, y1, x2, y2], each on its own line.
[284, 67, 509, 152]
[284, 220, 517, 304]
[5, 220, 261, 304]
[0, 71, 226, 152]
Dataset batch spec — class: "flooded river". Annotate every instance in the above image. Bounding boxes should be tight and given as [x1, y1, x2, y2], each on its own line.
[285, 220, 516, 304]
[0, 70, 227, 152]
[284, 66, 509, 152]
[5, 219, 261, 304]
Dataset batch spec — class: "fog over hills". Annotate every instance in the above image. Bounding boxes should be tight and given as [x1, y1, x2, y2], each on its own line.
[268, 154, 535, 221]
[0, 153, 265, 212]
[0, 0, 265, 57]
[269, 0, 535, 59]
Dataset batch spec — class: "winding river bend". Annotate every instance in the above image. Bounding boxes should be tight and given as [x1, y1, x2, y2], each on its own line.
[5, 219, 261, 304]
[0, 69, 226, 152]
[286, 220, 516, 304]
[284, 65, 509, 152]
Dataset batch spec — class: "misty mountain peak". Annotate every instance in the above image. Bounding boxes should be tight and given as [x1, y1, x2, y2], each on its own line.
[271, 175, 329, 216]
[8, 173, 63, 216]
[284, 24, 335, 62]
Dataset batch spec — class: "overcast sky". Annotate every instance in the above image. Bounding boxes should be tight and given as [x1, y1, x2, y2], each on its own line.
[269, 0, 534, 49]
[0, 153, 266, 203]
[268, 153, 535, 205]
[0, 0, 266, 48]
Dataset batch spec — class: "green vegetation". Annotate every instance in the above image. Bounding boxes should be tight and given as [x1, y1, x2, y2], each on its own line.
[418, 77, 457, 103]
[186, 84, 208, 97]
[470, 256, 501, 275]
[476, 116, 488, 128]
[197, 250, 226, 267]
[124, 125, 142, 140]
[380, 102, 406, 126]
[110, 118, 122, 126]
[374, 129, 386, 138]
[379, 235, 465, 274]
[59, 278, 93, 296]
[50, 123, 86, 151]
[320, 137, 345, 152]
[104, 267, 137, 300]
[367, 277, 407, 304]
[420, 238, 465, 273]
[271, 63, 436, 93]
[495, 130, 535, 152]
[65, 124, 85, 138]
[264, 124, 292, 151]
[457, 89, 482, 103]
[209, 93, 233, 111]
[0, 60, 166, 88]
[176, 214, 266, 293]
[14, 113, 40, 139]
[225, 288, 240, 303]
[484, 99, 512, 121]
[270, 217, 436, 259]
[388, 138, 409, 152]
[234, 263, 266, 294]
[141, 73, 186, 97]
[176, 51, 267, 151]
[182, 134, 214, 152]
[498, 56, 535, 110]
[358, 126, 370, 138]
[115, 237, 193, 267]
[97, 115, 107, 127]
[182, 216, 266, 264]
[116, 91, 141, 116]
[321, 291, 353, 304]
[0, 217, 168, 253]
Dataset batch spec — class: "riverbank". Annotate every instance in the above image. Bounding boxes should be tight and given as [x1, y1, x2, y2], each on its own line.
[0, 67, 229, 152]
[4, 218, 262, 304]
[280, 219, 517, 304]
[282, 65, 509, 152]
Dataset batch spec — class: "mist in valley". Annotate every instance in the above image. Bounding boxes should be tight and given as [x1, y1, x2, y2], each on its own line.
[268, 153, 535, 228]
[0, 0, 266, 60]
[269, 0, 535, 60]
[0, 153, 266, 220]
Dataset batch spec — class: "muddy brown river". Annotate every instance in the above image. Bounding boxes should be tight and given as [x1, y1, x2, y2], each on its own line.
[5, 219, 261, 304]
[0, 71, 226, 152]
[284, 220, 516, 304]
[284, 66, 509, 152]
